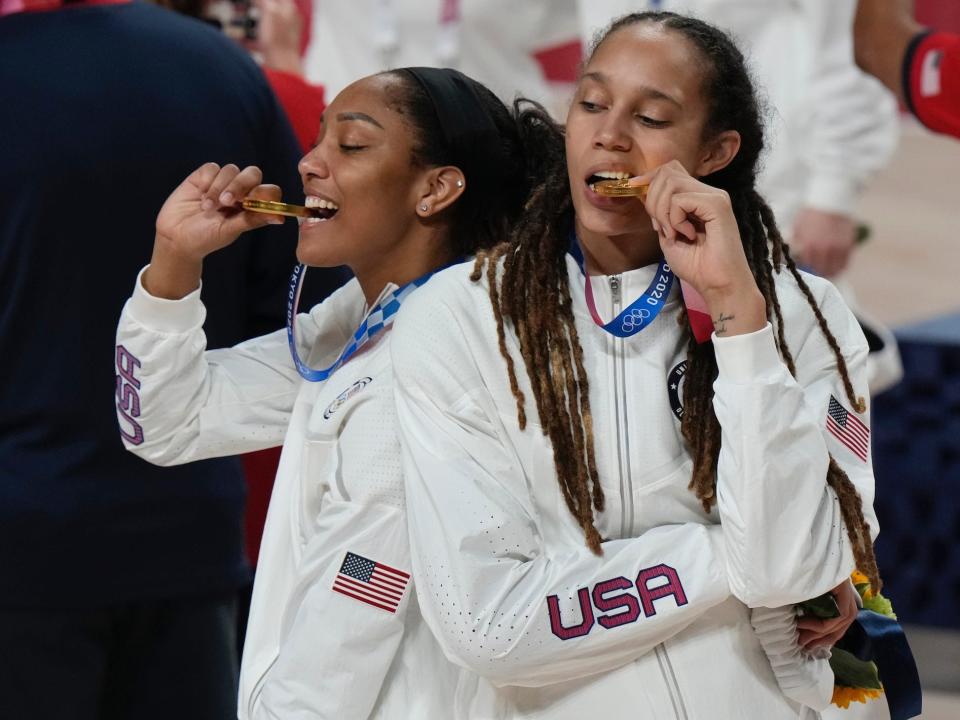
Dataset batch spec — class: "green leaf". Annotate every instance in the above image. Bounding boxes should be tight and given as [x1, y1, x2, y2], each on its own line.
[830, 649, 883, 690]
[862, 593, 897, 620]
[799, 592, 841, 619]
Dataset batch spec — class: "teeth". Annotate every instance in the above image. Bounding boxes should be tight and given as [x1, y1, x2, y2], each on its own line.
[594, 171, 631, 180]
[305, 196, 340, 210]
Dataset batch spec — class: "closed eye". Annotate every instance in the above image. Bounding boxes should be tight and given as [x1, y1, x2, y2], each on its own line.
[339, 144, 367, 153]
[579, 101, 604, 112]
[638, 116, 669, 128]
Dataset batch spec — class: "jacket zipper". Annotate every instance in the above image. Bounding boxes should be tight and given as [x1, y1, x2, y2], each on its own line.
[609, 275, 633, 537]
[611, 275, 686, 719]
[655, 645, 689, 720]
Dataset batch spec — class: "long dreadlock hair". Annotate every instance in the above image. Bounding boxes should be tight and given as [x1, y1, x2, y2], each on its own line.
[471, 11, 881, 592]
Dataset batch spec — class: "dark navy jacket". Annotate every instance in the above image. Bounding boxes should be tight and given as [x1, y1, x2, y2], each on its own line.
[0, 1, 342, 606]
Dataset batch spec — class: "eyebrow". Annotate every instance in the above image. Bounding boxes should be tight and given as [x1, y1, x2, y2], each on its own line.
[334, 111, 385, 129]
[581, 71, 682, 108]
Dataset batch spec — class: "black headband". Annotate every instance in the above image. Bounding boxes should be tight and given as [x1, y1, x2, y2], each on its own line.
[402, 67, 508, 184]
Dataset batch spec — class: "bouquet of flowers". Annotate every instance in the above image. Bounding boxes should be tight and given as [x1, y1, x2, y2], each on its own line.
[798, 570, 897, 709]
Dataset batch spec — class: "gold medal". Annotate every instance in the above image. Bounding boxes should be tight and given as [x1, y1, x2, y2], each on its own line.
[241, 198, 318, 218]
[594, 178, 649, 199]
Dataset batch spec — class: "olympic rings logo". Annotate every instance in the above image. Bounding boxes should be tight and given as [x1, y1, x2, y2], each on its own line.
[621, 307, 651, 333]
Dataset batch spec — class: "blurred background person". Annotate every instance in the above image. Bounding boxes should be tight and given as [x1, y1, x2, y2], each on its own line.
[157, 0, 325, 149]
[855, 0, 960, 140]
[578, 0, 903, 395]
[0, 1, 341, 718]
[301, 0, 582, 114]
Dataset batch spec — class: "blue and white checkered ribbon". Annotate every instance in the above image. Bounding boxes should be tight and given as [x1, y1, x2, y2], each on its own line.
[286, 264, 433, 382]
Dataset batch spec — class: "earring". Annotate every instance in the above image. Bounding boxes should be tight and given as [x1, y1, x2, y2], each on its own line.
[420, 204, 428, 212]
[456, 180, 463, 188]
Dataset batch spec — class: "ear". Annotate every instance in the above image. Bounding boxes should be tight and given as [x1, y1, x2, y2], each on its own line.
[415, 166, 466, 218]
[694, 130, 741, 178]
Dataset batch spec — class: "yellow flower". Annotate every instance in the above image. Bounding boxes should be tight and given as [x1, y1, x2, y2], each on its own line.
[832, 685, 884, 709]
[851, 570, 874, 599]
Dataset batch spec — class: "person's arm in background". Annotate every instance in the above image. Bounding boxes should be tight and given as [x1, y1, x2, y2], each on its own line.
[792, 0, 899, 278]
[855, 0, 960, 140]
[255, 0, 329, 153]
[256, 0, 305, 77]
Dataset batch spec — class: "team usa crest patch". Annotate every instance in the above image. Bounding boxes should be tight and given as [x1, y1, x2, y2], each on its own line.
[323, 377, 373, 419]
[667, 360, 687, 420]
[332, 551, 410, 614]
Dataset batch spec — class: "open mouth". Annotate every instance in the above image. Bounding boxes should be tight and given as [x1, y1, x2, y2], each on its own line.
[585, 170, 632, 192]
[304, 195, 340, 221]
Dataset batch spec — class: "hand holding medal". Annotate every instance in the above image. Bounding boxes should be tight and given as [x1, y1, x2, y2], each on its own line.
[632, 160, 767, 339]
[154, 163, 289, 263]
[147, 163, 294, 299]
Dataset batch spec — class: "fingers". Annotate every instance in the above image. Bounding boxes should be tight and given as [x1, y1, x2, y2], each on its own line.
[797, 583, 859, 650]
[642, 162, 723, 242]
[824, 244, 852, 277]
[796, 613, 847, 635]
[798, 623, 849, 650]
[790, 210, 857, 278]
[239, 184, 286, 227]
[202, 164, 263, 211]
[801, 243, 851, 278]
[245, 183, 283, 202]
[185, 162, 223, 196]
[653, 190, 721, 243]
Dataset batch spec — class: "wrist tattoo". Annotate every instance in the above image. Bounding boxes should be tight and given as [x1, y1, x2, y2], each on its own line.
[713, 313, 735, 335]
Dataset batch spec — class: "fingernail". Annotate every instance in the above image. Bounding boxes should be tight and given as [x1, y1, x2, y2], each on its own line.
[201, 198, 214, 211]
[219, 191, 234, 205]
[269, 216, 284, 225]
[651, 218, 660, 233]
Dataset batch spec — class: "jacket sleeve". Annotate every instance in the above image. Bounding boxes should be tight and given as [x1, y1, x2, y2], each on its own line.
[114, 267, 351, 464]
[798, 0, 899, 215]
[391, 291, 731, 688]
[712, 280, 877, 608]
[252, 501, 413, 720]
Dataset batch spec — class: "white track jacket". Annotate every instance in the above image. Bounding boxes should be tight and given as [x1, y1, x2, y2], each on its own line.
[391, 258, 878, 719]
[115, 271, 456, 720]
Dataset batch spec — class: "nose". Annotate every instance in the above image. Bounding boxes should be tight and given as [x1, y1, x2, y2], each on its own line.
[593, 111, 632, 153]
[298, 143, 330, 181]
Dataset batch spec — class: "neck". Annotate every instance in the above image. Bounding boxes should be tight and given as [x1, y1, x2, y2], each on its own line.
[575, 217, 662, 276]
[351, 236, 453, 307]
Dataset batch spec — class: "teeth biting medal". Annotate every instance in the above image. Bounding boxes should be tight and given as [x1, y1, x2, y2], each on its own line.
[593, 178, 649, 199]
[241, 198, 320, 218]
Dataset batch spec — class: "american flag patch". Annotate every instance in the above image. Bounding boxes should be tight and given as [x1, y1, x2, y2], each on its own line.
[332, 552, 410, 613]
[826, 395, 870, 462]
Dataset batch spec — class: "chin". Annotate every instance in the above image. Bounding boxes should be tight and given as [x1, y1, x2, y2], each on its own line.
[575, 203, 642, 238]
[295, 238, 348, 268]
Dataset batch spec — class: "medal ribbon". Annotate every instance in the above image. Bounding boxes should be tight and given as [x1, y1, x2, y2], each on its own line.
[838, 610, 922, 720]
[569, 230, 715, 343]
[286, 264, 432, 382]
[568, 234, 674, 338]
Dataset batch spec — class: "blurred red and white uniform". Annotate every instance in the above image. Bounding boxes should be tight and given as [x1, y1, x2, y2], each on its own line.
[303, 0, 581, 112]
